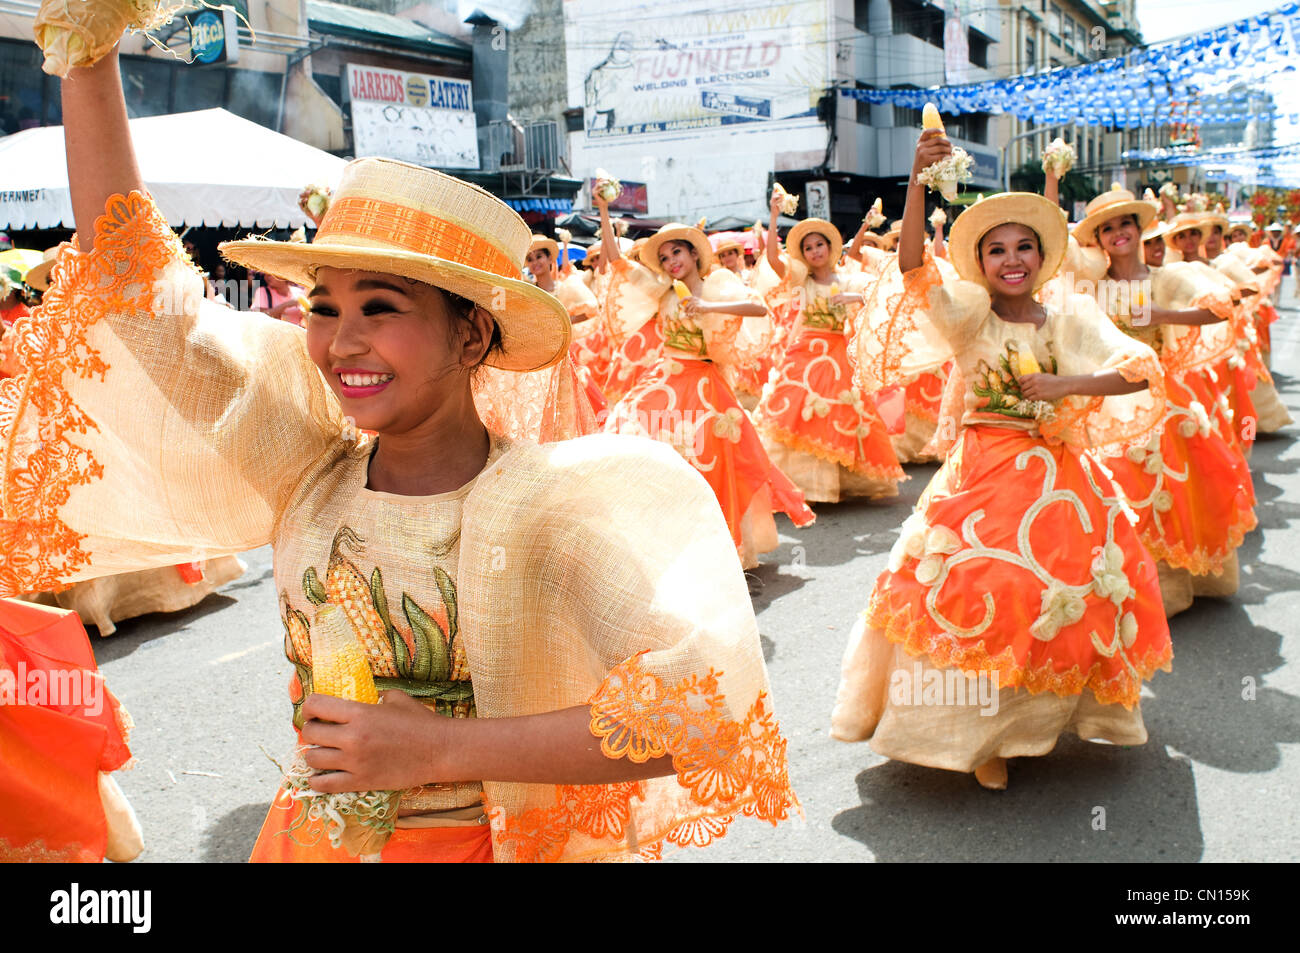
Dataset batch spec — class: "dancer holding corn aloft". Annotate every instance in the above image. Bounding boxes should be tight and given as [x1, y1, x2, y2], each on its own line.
[831, 119, 1171, 790]
[1063, 187, 1255, 613]
[603, 219, 813, 567]
[752, 188, 904, 503]
[591, 188, 671, 403]
[1, 12, 797, 862]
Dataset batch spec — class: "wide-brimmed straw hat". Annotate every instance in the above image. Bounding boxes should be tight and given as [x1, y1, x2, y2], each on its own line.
[859, 232, 886, 249]
[947, 192, 1068, 292]
[21, 246, 59, 292]
[640, 223, 714, 276]
[1074, 186, 1158, 247]
[527, 235, 559, 261]
[710, 231, 744, 255]
[221, 158, 570, 372]
[1163, 213, 1205, 245]
[786, 218, 843, 266]
[1197, 210, 1230, 235]
[1142, 220, 1172, 243]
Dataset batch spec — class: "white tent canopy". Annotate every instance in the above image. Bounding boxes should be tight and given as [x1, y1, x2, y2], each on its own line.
[0, 108, 346, 230]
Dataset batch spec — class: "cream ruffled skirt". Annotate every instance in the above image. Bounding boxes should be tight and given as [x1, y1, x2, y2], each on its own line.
[830, 616, 1148, 773]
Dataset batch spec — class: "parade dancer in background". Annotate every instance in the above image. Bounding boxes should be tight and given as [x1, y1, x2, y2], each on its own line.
[1064, 187, 1255, 614]
[603, 219, 814, 567]
[753, 189, 904, 503]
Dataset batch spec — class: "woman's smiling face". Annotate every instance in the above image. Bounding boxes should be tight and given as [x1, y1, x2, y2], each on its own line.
[524, 248, 552, 278]
[658, 240, 699, 279]
[978, 224, 1043, 296]
[800, 232, 832, 268]
[304, 268, 492, 436]
[1097, 214, 1140, 257]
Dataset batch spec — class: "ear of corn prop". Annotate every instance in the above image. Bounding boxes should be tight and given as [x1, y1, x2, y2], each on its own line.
[915, 104, 974, 204]
[772, 182, 800, 216]
[673, 280, 691, 300]
[593, 168, 623, 203]
[279, 604, 402, 862]
[865, 197, 886, 230]
[1040, 138, 1077, 178]
[34, 0, 183, 77]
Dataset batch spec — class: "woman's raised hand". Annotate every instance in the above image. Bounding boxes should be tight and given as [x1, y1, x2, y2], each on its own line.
[912, 129, 953, 181]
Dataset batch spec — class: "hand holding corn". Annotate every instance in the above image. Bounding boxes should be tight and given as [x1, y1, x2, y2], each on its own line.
[914, 105, 973, 203]
[283, 605, 404, 861]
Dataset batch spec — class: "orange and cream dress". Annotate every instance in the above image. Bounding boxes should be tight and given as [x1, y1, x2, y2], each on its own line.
[832, 256, 1171, 770]
[753, 263, 903, 502]
[597, 258, 670, 403]
[1084, 264, 1256, 600]
[604, 267, 813, 567]
[0, 191, 797, 862]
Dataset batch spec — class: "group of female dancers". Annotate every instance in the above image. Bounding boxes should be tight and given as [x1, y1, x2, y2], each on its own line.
[0, 5, 1289, 862]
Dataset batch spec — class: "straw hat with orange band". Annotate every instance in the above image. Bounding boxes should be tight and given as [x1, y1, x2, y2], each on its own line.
[222, 158, 570, 373]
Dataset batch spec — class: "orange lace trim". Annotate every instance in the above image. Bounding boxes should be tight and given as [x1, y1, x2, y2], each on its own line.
[0, 836, 99, 863]
[759, 420, 905, 482]
[1040, 347, 1165, 454]
[1, 193, 188, 596]
[865, 586, 1172, 709]
[490, 652, 797, 862]
[1142, 507, 1257, 577]
[1160, 293, 1236, 376]
[855, 254, 945, 391]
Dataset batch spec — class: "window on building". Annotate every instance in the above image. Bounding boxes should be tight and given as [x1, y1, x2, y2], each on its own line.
[0, 39, 50, 134]
[227, 69, 281, 129]
[969, 30, 989, 69]
[891, 0, 943, 49]
[1025, 35, 1037, 72]
[173, 66, 228, 114]
[120, 57, 174, 118]
[947, 112, 990, 145]
[894, 104, 922, 128]
[1051, 3, 1063, 44]
[316, 71, 343, 108]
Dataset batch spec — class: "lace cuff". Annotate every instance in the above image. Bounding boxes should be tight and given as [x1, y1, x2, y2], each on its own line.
[488, 652, 797, 862]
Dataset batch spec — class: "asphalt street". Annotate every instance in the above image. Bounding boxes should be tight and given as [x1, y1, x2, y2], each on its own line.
[94, 302, 1300, 863]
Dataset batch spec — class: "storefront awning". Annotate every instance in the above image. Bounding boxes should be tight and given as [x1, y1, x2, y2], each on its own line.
[0, 108, 346, 230]
[505, 197, 574, 213]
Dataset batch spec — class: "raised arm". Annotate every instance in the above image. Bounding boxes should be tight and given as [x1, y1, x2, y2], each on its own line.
[62, 47, 143, 252]
[593, 192, 622, 265]
[1044, 169, 1060, 207]
[847, 218, 872, 263]
[900, 130, 951, 274]
[765, 190, 786, 279]
[1148, 306, 1227, 326]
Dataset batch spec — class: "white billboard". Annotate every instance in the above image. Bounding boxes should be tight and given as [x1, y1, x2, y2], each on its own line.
[565, 0, 828, 141]
[346, 65, 479, 169]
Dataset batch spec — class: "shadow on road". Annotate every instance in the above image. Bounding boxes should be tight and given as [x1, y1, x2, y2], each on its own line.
[201, 802, 270, 863]
[833, 736, 1203, 861]
[91, 593, 240, 664]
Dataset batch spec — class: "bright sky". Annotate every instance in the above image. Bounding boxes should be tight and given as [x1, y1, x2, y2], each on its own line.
[1135, 0, 1286, 43]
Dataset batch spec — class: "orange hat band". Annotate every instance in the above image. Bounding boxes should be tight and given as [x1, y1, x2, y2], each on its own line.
[317, 196, 519, 279]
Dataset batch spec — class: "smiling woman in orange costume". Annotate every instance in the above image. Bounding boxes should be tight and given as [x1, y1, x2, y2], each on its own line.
[1, 13, 798, 863]
[832, 128, 1171, 790]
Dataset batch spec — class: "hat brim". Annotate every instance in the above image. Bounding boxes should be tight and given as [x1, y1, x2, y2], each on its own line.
[1075, 200, 1158, 247]
[529, 237, 560, 261]
[786, 219, 843, 267]
[1163, 221, 1204, 244]
[24, 258, 54, 292]
[220, 239, 570, 373]
[948, 193, 1068, 293]
[640, 227, 714, 276]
